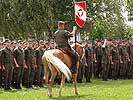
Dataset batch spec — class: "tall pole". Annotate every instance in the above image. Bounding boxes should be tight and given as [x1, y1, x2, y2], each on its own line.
[73, 0, 76, 47]
[73, 0, 77, 70]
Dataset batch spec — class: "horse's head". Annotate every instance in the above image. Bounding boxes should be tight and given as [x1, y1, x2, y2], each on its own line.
[71, 43, 85, 59]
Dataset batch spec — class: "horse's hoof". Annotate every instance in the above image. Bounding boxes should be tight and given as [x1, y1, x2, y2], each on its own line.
[48, 93, 52, 98]
[75, 92, 79, 95]
[58, 93, 62, 97]
[48, 94, 52, 98]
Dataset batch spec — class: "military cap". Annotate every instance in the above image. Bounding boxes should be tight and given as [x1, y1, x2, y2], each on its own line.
[4, 39, 10, 43]
[95, 39, 101, 42]
[108, 38, 112, 41]
[87, 40, 91, 44]
[11, 41, 16, 44]
[18, 40, 22, 43]
[39, 40, 44, 44]
[28, 39, 33, 42]
[58, 21, 65, 25]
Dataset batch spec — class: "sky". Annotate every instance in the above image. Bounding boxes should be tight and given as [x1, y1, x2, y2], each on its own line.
[121, 0, 133, 28]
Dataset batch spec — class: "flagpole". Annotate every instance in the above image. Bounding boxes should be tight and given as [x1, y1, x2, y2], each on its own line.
[73, 0, 76, 51]
[72, 0, 78, 72]
[72, 0, 75, 4]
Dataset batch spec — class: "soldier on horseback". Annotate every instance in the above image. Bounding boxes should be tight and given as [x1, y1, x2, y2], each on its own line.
[53, 21, 78, 74]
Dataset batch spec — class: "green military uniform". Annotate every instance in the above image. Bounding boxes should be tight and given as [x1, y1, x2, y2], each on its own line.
[111, 45, 119, 80]
[13, 46, 24, 89]
[130, 44, 133, 79]
[53, 28, 78, 74]
[101, 47, 109, 81]
[23, 47, 35, 88]
[77, 60, 84, 83]
[53, 29, 73, 49]
[34, 47, 44, 87]
[119, 45, 128, 79]
[1, 47, 14, 90]
[94, 44, 102, 78]
[127, 43, 133, 79]
[0, 48, 2, 87]
[84, 46, 93, 82]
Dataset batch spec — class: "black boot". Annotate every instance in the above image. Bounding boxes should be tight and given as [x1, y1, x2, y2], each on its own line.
[71, 60, 77, 74]
[4, 85, 12, 91]
[86, 79, 92, 83]
[16, 83, 22, 89]
[38, 81, 44, 87]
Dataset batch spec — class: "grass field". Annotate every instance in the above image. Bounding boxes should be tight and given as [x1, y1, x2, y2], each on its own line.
[0, 79, 133, 100]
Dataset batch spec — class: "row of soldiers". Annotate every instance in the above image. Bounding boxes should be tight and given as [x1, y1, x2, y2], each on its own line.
[77, 39, 133, 82]
[0, 39, 50, 90]
[0, 38, 133, 90]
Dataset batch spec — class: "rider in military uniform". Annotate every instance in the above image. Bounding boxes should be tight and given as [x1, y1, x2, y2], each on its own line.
[53, 21, 78, 74]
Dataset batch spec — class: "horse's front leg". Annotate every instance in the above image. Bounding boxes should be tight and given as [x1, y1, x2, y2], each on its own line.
[58, 74, 66, 96]
[73, 73, 79, 95]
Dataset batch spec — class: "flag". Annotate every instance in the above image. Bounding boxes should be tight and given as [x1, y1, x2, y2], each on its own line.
[75, 1, 87, 28]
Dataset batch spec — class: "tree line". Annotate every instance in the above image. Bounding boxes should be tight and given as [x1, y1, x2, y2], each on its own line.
[0, 0, 132, 41]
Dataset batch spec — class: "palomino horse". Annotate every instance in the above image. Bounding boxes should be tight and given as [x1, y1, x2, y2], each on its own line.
[42, 43, 85, 97]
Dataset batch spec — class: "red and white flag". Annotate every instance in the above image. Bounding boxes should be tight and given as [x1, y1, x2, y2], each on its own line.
[75, 1, 87, 28]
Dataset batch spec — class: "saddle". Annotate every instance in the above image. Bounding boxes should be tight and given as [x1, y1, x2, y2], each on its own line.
[58, 48, 72, 58]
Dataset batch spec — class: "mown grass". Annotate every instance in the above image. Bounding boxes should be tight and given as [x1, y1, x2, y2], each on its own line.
[0, 79, 133, 100]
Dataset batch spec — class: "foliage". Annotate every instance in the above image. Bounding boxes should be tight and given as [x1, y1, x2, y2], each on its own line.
[0, 0, 132, 40]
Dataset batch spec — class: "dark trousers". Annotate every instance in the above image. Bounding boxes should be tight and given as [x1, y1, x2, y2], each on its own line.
[127, 61, 132, 79]
[0, 69, 2, 87]
[22, 66, 35, 88]
[3, 66, 13, 87]
[12, 66, 24, 87]
[29, 67, 35, 86]
[85, 62, 92, 82]
[69, 50, 78, 73]
[119, 63, 127, 79]
[94, 56, 102, 78]
[40, 65, 44, 85]
[111, 61, 119, 80]
[34, 66, 42, 85]
[102, 63, 109, 81]
[22, 68, 30, 87]
[77, 61, 84, 83]
[131, 62, 133, 79]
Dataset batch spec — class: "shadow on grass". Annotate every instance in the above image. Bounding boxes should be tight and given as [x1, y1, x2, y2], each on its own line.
[52, 94, 89, 100]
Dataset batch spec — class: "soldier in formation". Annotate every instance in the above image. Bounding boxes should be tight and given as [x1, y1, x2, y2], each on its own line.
[0, 39, 47, 90]
[0, 38, 133, 90]
[77, 39, 133, 83]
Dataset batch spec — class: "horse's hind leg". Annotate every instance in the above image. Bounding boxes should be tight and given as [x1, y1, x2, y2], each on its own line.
[48, 68, 57, 98]
[58, 74, 66, 96]
[42, 57, 49, 85]
[73, 73, 79, 95]
[44, 66, 50, 85]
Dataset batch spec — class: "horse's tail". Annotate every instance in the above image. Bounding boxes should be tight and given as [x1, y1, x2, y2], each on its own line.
[44, 50, 72, 81]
